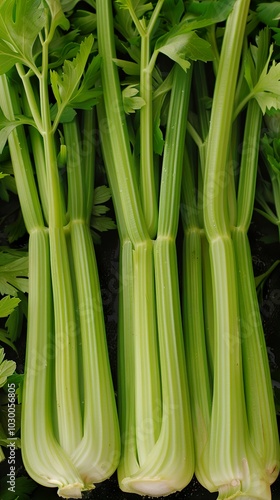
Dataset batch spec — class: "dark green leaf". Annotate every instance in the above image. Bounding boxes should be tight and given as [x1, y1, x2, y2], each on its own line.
[0, 348, 16, 387]
[113, 58, 140, 75]
[44, 0, 70, 40]
[5, 296, 25, 343]
[116, 0, 153, 18]
[257, 2, 280, 28]
[5, 211, 27, 244]
[0, 476, 36, 500]
[0, 330, 17, 353]
[0, 249, 28, 296]
[185, 0, 235, 27]
[71, 10, 97, 35]
[0, 296, 20, 319]
[0, 0, 46, 71]
[156, 31, 213, 70]
[160, 0, 185, 27]
[0, 110, 36, 154]
[153, 118, 164, 155]
[50, 35, 95, 112]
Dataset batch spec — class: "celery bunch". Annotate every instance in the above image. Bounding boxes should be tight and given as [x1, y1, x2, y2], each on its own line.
[0, 1, 120, 497]
[96, 0, 241, 496]
[182, 2, 280, 499]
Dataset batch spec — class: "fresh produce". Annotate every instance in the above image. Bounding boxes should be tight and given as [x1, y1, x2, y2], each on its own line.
[0, 1, 120, 497]
[183, 5, 280, 498]
[0, 1, 279, 499]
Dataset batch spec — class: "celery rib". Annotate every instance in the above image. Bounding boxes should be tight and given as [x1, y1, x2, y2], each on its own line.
[21, 229, 85, 496]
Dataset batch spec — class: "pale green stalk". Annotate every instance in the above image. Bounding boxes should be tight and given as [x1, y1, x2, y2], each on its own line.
[37, 37, 82, 454]
[63, 118, 121, 482]
[22, 229, 85, 498]
[203, 0, 256, 496]
[0, 76, 44, 232]
[181, 147, 213, 491]
[0, 75, 86, 497]
[97, 101, 138, 477]
[233, 99, 279, 488]
[138, 0, 164, 238]
[96, 0, 149, 246]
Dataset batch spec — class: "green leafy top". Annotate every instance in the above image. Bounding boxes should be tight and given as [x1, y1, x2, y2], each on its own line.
[234, 28, 280, 117]
[0, 248, 28, 296]
[91, 186, 117, 243]
[0, 348, 16, 388]
[257, 2, 280, 28]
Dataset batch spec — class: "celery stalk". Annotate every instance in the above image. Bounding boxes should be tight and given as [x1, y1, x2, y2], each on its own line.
[181, 147, 213, 491]
[63, 118, 121, 481]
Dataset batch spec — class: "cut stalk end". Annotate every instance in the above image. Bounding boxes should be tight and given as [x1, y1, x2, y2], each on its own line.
[57, 482, 94, 499]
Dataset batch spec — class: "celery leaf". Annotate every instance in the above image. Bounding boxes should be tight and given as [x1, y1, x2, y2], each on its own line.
[0, 249, 28, 296]
[253, 58, 280, 113]
[44, 0, 70, 40]
[113, 58, 140, 75]
[0, 110, 36, 154]
[0, 348, 16, 387]
[185, 0, 235, 27]
[123, 85, 146, 114]
[93, 185, 113, 204]
[91, 186, 116, 241]
[156, 31, 213, 71]
[0, 330, 17, 353]
[242, 31, 280, 114]
[116, 0, 153, 18]
[0, 296, 20, 318]
[160, 0, 185, 27]
[0, 0, 46, 72]
[50, 35, 101, 113]
[257, 2, 280, 28]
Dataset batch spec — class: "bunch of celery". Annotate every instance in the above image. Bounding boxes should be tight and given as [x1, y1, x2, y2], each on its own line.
[96, 0, 242, 496]
[0, 0, 120, 497]
[182, 2, 280, 499]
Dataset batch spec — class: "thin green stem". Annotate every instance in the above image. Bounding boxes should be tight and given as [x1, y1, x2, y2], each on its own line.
[40, 41, 66, 228]
[0, 75, 44, 232]
[158, 64, 192, 238]
[96, 100, 129, 243]
[233, 92, 254, 122]
[139, 33, 158, 238]
[203, 0, 251, 239]
[97, 0, 149, 246]
[64, 118, 85, 221]
[186, 121, 204, 152]
[16, 64, 43, 133]
[147, 0, 165, 36]
[236, 99, 263, 230]
[193, 62, 211, 143]
[127, 3, 146, 37]
[82, 109, 96, 222]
